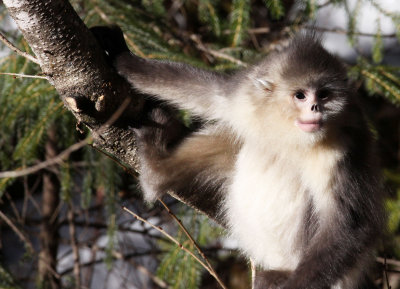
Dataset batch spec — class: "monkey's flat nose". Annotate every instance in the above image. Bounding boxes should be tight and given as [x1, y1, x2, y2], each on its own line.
[311, 104, 320, 112]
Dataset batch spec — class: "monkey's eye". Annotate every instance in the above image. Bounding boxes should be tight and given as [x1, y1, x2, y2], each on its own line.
[318, 90, 330, 100]
[294, 91, 306, 100]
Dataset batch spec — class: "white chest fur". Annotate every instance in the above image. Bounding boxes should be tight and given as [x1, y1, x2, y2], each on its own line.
[225, 141, 342, 270]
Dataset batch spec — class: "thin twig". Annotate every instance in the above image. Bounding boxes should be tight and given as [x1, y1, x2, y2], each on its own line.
[251, 259, 256, 289]
[67, 204, 81, 289]
[157, 198, 227, 289]
[304, 25, 397, 38]
[1, 193, 64, 280]
[384, 257, 392, 289]
[249, 32, 261, 51]
[248, 27, 271, 35]
[0, 72, 48, 79]
[50, 201, 64, 225]
[190, 34, 247, 67]
[124, 36, 147, 59]
[0, 210, 35, 253]
[0, 31, 40, 64]
[377, 257, 400, 268]
[83, 243, 99, 288]
[4, 192, 22, 223]
[93, 97, 132, 135]
[0, 205, 61, 280]
[23, 177, 43, 217]
[112, 250, 172, 289]
[37, 255, 62, 280]
[0, 138, 90, 178]
[122, 206, 228, 289]
[93, 6, 112, 23]
[59, 247, 164, 276]
[22, 176, 30, 223]
[93, 6, 147, 58]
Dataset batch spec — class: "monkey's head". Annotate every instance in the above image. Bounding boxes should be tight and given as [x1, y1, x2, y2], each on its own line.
[247, 34, 352, 146]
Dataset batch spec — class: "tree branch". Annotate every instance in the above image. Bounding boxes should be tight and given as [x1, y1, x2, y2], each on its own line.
[0, 210, 35, 253]
[0, 30, 40, 64]
[2, 0, 224, 224]
[122, 206, 228, 289]
[3, 0, 144, 171]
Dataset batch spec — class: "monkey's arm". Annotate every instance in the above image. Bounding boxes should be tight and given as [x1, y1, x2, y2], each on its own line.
[91, 25, 233, 122]
[115, 53, 232, 121]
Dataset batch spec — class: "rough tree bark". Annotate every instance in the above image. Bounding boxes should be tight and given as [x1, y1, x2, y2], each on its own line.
[3, 0, 144, 169]
[2, 0, 221, 222]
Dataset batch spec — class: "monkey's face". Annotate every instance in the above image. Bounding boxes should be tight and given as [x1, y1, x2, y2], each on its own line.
[276, 48, 350, 140]
[242, 71, 349, 147]
[248, 72, 350, 148]
[241, 39, 351, 146]
[290, 83, 348, 134]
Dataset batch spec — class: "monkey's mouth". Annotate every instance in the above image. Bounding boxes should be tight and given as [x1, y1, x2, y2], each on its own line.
[295, 119, 322, 133]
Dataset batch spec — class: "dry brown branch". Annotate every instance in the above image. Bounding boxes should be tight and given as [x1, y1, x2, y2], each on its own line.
[22, 177, 42, 218]
[122, 206, 228, 289]
[383, 257, 391, 289]
[304, 25, 397, 38]
[112, 250, 172, 289]
[4, 192, 22, 223]
[157, 198, 226, 288]
[190, 34, 247, 67]
[37, 256, 62, 280]
[0, 72, 48, 79]
[0, 138, 90, 178]
[83, 244, 99, 288]
[59, 248, 164, 276]
[0, 210, 34, 253]
[377, 257, 400, 268]
[93, 6, 147, 58]
[67, 204, 81, 289]
[248, 27, 271, 34]
[251, 259, 256, 289]
[0, 30, 40, 64]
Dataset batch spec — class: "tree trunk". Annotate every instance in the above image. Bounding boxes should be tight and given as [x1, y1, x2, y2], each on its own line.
[3, 0, 144, 170]
[2, 0, 223, 223]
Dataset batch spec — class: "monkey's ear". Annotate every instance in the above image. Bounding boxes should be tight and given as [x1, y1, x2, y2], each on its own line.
[252, 78, 274, 93]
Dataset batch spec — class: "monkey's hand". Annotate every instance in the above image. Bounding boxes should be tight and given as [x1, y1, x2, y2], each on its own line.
[133, 106, 191, 156]
[254, 270, 290, 289]
[90, 25, 130, 63]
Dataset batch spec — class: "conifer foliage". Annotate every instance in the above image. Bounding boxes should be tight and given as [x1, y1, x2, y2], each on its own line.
[0, 1, 399, 288]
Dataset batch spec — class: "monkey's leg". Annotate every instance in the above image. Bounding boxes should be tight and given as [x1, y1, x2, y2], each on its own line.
[253, 270, 291, 289]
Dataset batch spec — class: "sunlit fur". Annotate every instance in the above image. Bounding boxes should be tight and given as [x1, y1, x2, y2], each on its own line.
[225, 46, 349, 271]
[94, 27, 385, 289]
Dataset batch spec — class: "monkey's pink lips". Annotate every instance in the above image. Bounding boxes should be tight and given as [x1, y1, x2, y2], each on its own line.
[295, 119, 322, 133]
